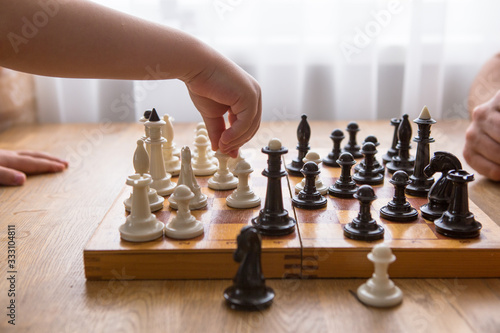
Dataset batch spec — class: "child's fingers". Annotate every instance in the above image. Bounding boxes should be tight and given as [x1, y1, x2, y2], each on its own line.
[17, 150, 69, 167]
[3, 154, 67, 174]
[0, 166, 26, 186]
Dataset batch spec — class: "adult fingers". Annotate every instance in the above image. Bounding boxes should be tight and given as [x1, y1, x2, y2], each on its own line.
[465, 125, 500, 165]
[17, 150, 69, 167]
[3, 154, 66, 174]
[463, 146, 500, 181]
[0, 166, 26, 186]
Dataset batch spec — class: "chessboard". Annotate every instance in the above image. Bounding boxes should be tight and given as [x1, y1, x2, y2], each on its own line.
[84, 146, 500, 280]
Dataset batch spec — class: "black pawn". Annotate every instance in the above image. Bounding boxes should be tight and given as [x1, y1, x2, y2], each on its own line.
[224, 226, 275, 311]
[143, 109, 152, 120]
[353, 142, 384, 185]
[292, 162, 327, 209]
[286, 114, 311, 176]
[355, 136, 384, 175]
[323, 129, 344, 167]
[328, 152, 358, 198]
[434, 170, 482, 238]
[406, 107, 436, 197]
[386, 114, 415, 174]
[420, 151, 462, 221]
[342, 122, 363, 158]
[382, 118, 401, 164]
[343, 185, 384, 241]
[252, 139, 296, 236]
[380, 171, 419, 222]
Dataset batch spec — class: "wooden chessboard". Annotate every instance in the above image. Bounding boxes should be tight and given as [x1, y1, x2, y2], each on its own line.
[84, 148, 500, 280]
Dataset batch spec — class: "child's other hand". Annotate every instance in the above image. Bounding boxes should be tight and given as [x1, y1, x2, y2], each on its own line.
[0, 149, 68, 186]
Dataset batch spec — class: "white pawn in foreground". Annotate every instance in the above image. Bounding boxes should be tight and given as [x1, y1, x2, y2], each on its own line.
[226, 160, 261, 209]
[162, 114, 181, 176]
[295, 151, 328, 195]
[124, 140, 164, 212]
[165, 185, 204, 239]
[192, 135, 217, 176]
[357, 244, 403, 308]
[169, 146, 207, 210]
[208, 150, 239, 190]
[119, 141, 164, 242]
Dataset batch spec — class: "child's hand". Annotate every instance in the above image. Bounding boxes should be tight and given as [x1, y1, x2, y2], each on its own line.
[464, 91, 500, 181]
[184, 54, 261, 158]
[0, 149, 68, 186]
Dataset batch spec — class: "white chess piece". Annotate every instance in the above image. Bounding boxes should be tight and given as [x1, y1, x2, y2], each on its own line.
[165, 185, 204, 239]
[162, 115, 181, 176]
[140, 111, 151, 157]
[169, 146, 207, 210]
[195, 128, 217, 165]
[192, 135, 217, 176]
[161, 114, 180, 157]
[357, 244, 403, 308]
[226, 160, 261, 209]
[208, 150, 239, 190]
[119, 141, 164, 242]
[145, 109, 176, 196]
[124, 140, 164, 212]
[227, 148, 246, 176]
[295, 151, 328, 195]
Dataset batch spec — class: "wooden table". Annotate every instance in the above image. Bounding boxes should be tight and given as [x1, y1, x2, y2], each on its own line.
[0, 120, 499, 333]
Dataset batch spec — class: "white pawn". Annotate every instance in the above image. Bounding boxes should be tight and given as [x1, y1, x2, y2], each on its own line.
[124, 140, 164, 212]
[162, 115, 181, 176]
[226, 160, 261, 209]
[119, 143, 164, 242]
[140, 111, 151, 157]
[145, 109, 176, 196]
[295, 151, 328, 195]
[169, 146, 207, 210]
[192, 135, 217, 176]
[357, 244, 403, 308]
[165, 185, 204, 239]
[196, 128, 217, 165]
[227, 148, 246, 176]
[161, 114, 180, 157]
[208, 150, 239, 190]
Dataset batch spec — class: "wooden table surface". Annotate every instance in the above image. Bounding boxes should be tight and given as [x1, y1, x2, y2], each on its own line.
[0, 120, 499, 333]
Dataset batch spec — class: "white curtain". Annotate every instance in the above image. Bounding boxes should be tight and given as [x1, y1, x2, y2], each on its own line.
[35, 0, 500, 124]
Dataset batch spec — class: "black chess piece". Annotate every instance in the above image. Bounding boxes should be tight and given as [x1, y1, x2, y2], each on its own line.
[434, 170, 482, 238]
[353, 142, 384, 185]
[386, 114, 415, 174]
[292, 162, 327, 209]
[343, 185, 384, 241]
[224, 226, 275, 310]
[252, 139, 296, 236]
[286, 114, 311, 176]
[148, 108, 161, 121]
[355, 136, 384, 175]
[328, 152, 358, 198]
[382, 118, 401, 164]
[420, 152, 462, 221]
[342, 122, 363, 158]
[380, 171, 419, 222]
[406, 107, 436, 197]
[143, 109, 152, 120]
[323, 129, 344, 167]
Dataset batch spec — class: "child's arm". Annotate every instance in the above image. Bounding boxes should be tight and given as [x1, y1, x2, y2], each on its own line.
[465, 53, 500, 181]
[0, 0, 261, 156]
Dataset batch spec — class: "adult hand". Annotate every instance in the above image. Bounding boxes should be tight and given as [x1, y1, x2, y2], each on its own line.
[0, 149, 68, 186]
[464, 91, 500, 181]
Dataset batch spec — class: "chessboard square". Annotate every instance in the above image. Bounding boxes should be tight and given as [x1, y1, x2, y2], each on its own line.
[296, 209, 339, 224]
[385, 223, 438, 240]
[300, 222, 344, 240]
[207, 223, 248, 242]
[328, 196, 359, 211]
[201, 186, 215, 198]
[212, 198, 232, 210]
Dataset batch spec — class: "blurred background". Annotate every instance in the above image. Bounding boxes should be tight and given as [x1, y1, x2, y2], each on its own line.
[3, 0, 500, 126]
